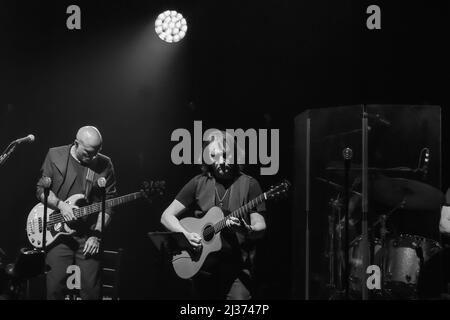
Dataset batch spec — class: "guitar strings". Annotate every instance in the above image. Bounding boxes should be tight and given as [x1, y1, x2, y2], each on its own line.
[203, 195, 264, 238]
[41, 192, 142, 228]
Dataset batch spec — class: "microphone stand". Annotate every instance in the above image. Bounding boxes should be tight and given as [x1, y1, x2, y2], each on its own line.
[343, 153, 351, 300]
[24, 178, 51, 300]
[361, 109, 369, 300]
[99, 184, 106, 300]
[42, 186, 50, 253]
[1, 136, 35, 167]
[35, 182, 51, 299]
[0, 142, 17, 167]
[379, 214, 387, 296]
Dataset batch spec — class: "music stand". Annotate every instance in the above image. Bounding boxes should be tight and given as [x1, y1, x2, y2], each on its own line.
[147, 232, 194, 299]
[5, 248, 46, 300]
[148, 232, 192, 255]
[12, 248, 46, 280]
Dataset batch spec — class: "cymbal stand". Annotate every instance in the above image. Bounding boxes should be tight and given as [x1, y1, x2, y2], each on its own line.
[372, 198, 405, 298]
[361, 108, 369, 300]
[343, 154, 352, 299]
[379, 214, 387, 295]
[372, 198, 405, 230]
[328, 205, 335, 289]
[327, 196, 341, 291]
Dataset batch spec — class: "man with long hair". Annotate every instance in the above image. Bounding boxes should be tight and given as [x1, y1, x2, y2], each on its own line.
[161, 130, 266, 299]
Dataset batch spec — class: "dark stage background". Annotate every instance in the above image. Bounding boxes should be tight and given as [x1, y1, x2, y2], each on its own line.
[0, 0, 448, 299]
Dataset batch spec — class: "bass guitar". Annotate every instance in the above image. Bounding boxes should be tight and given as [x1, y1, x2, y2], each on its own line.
[26, 180, 165, 248]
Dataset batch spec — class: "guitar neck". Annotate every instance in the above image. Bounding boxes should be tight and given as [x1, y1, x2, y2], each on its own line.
[214, 193, 267, 233]
[74, 192, 142, 218]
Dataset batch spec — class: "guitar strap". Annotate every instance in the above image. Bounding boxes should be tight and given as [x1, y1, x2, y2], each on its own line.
[234, 175, 256, 273]
[56, 144, 73, 197]
[237, 175, 250, 223]
[84, 168, 95, 202]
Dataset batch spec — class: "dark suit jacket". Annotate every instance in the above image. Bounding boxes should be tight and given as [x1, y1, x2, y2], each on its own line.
[36, 144, 117, 204]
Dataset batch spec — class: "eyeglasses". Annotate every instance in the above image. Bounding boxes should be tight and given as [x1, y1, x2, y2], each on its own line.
[76, 140, 101, 160]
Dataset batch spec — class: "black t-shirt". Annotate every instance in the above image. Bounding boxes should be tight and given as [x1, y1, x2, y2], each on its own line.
[66, 155, 98, 235]
[37, 145, 118, 242]
[68, 154, 87, 197]
[175, 174, 266, 271]
[176, 174, 266, 214]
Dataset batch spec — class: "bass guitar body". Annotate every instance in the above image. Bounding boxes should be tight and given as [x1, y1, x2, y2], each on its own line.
[26, 194, 87, 248]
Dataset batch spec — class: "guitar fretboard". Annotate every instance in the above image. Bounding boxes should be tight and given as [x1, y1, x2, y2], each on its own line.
[212, 193, 267, 234]
[73, 192, 142, 218]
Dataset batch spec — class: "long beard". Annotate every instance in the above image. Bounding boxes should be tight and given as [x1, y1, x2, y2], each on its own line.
[212, 163, 233, 180]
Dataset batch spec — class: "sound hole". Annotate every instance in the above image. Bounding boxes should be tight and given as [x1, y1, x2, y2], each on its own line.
[203, 225, 215, 242]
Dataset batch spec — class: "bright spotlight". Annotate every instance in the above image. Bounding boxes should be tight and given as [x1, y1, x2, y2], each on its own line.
[155, 10, 187, 43]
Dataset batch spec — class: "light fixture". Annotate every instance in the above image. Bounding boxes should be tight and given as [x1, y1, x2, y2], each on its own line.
[155, 10, 187, 43]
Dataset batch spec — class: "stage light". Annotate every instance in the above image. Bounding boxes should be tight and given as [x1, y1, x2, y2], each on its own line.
[155, 10, 187, 43]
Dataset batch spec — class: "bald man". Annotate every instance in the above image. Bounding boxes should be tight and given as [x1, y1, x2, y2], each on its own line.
[36, 126, 117, 300]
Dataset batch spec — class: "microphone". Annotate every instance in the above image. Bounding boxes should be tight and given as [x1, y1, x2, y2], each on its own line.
[420, 148, 430, 180]
[41, 176, 52, 189]
[374, 114, 391, 126]
[366, 113, 391, 126]
[343, 147, 353, 175]
[342, 147, 353, 161]
[97, 177, 106, 188]
[14, 134, 35, 144]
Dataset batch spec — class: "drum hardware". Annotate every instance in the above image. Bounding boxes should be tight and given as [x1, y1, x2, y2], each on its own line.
[317, 177, 361, 197]
[326, 164, 418, 174]
[321, 173, 444, 211]
[319, 172, 445, 300]
[326, 194, 343, 296]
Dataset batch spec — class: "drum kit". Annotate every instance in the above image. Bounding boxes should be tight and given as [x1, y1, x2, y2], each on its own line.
[320, 167, 445, 300]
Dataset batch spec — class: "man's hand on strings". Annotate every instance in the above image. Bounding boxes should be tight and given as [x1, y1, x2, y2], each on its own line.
[185, 232, 202, 250]
[226, 216, 253, 234]
[58, 201, 78, 222]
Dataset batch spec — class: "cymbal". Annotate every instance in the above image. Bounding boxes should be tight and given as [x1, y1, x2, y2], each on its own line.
[316, 177, 362, 196]
[371, 176, 444, 211]
[326, 164, 416, 173]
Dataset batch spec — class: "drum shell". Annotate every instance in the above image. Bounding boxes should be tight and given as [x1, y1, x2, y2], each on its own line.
[379, 234, 442, 298]
[349, 237, 382, 295]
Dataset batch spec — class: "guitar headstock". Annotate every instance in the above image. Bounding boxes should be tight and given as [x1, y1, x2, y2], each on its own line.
[141, 180, 166, 202]
[265, 179, 291, 201]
